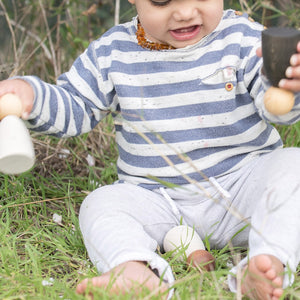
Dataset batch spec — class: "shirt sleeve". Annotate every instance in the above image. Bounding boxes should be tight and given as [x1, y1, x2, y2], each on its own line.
[19, 39, 117, 138]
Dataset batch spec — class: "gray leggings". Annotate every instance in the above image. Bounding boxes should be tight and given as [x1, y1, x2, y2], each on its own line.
[79, 148, 300, 291]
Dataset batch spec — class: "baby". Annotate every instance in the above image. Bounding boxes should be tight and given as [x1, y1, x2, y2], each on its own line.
[1, 1, 300, 299]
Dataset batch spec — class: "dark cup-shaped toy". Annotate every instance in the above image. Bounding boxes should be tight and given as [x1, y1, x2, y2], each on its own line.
[262, 27, 300, 87]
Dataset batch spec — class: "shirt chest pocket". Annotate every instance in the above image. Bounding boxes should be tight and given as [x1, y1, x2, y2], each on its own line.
[199, 66, 237, 101]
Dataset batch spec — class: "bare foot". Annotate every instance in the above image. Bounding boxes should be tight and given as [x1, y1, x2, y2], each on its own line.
[241, 254, 284, 300]
[76, 261, 169, 298]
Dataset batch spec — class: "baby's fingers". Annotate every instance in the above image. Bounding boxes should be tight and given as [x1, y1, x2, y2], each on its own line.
[0, 79, 34, 119]
[279, 55, 300, 92]
[279, 78, 300, 92]
[288, 41, 300, 75]
[278, 46, 300, 92]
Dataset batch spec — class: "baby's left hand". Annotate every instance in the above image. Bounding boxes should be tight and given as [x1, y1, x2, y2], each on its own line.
[257, 41, 300, 93]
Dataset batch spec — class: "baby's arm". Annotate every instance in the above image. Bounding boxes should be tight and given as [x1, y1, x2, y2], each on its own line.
[0, 40, 113, 137]
[0, 79, 34, 120]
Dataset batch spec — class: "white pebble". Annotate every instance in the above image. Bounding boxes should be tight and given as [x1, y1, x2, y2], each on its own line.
[86, 154, 95, 166]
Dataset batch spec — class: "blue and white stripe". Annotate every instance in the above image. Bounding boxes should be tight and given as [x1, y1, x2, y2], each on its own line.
[23, 10, 300, 188]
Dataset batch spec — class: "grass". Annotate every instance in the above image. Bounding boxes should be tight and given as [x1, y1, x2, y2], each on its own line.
[1, 1, 300, 299]
[1, 120, 300, 300]
[0, 170, 87, 300]
[0, 118, 119, 300]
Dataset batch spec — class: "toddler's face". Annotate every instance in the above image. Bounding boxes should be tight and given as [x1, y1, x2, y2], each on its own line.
[128, 0, 223, 49]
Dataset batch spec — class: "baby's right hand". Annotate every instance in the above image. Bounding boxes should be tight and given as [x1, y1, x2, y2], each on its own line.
[0, 79, 34, 120]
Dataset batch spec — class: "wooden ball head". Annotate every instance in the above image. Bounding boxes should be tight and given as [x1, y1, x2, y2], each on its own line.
[262, 27, 300, 115]
[187, 249, 215, 272]
[0, 93, 23, 120]
[264, 86, 295, 115]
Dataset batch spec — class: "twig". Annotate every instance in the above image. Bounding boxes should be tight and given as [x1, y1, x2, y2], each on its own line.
[38, 0, 58, 78]
[1, 194, 85, 209]
[235, 251, 243, 300]
[0, 11, 52, 60]
[114, 0, 120, 25]
[9, 29, 56, 77]
[239, 0, 252, 14]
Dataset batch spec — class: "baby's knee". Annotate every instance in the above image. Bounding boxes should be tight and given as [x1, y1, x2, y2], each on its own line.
[80, 185, 123, 217]
[263, 148, 300, 187]
[272, 148, 300, 170]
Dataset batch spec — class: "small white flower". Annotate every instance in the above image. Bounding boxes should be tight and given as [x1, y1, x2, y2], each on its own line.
[53, 213, 62, 225]
[42, 277, 54, 286]
[89, 179, 101, 188]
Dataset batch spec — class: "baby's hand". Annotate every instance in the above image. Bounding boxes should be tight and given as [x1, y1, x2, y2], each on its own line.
[257, 42, 300, 93]
[0, 79, 34, 120]
[279, 41, 300, 92]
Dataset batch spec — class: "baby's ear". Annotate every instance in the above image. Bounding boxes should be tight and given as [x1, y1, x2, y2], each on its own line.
[128, 0, 135, 4]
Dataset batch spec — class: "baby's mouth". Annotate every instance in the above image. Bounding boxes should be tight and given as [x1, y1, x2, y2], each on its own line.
[170, 25, 201, 41]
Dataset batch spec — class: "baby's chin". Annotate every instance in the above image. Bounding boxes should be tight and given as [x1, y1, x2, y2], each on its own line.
[167, 37, 204, 49]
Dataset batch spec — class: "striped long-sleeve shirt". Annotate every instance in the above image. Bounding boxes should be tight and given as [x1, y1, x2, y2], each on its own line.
[24, 9, 300, 188]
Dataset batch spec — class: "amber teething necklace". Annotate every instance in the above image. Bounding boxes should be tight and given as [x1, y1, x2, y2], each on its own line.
[136, 22, 175, 51]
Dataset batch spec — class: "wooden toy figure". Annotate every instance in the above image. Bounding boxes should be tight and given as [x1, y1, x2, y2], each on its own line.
[0, 93, 35, 174]
[262, 27, 300, 115]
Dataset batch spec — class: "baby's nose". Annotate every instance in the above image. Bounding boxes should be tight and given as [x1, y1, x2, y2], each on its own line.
[172, 4, 198, 22]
